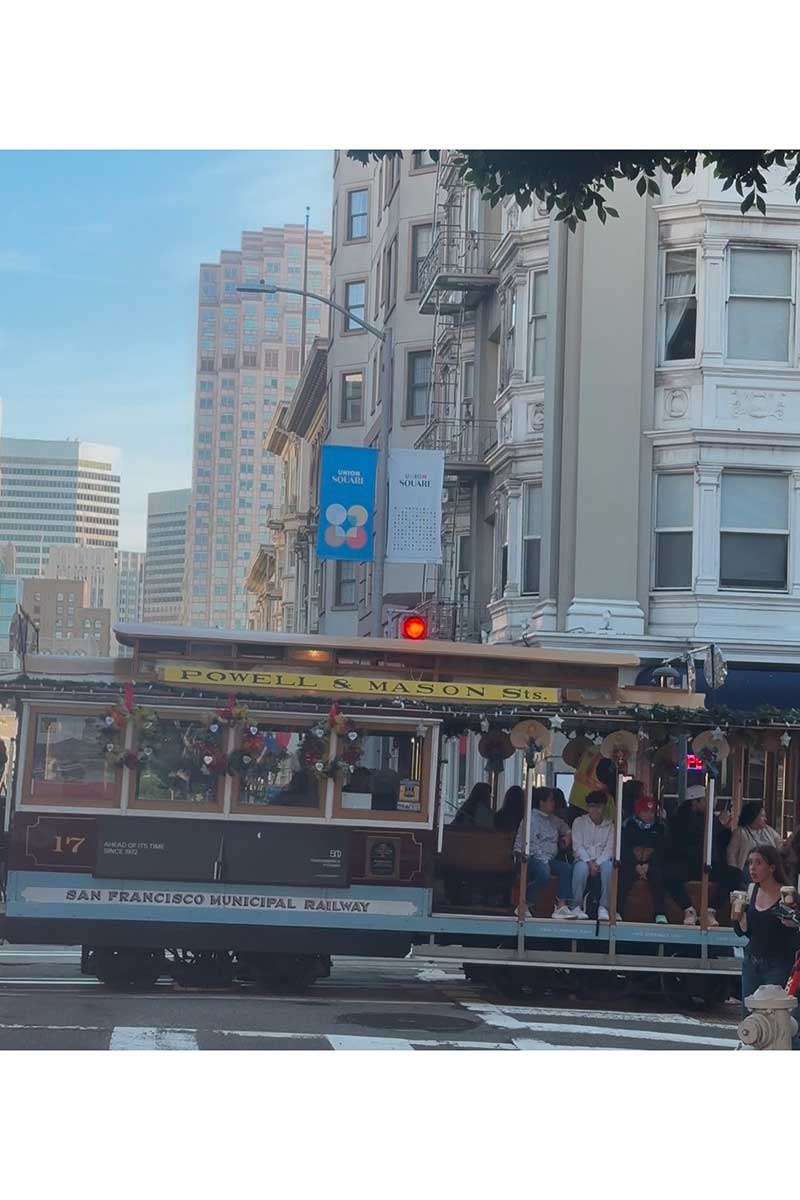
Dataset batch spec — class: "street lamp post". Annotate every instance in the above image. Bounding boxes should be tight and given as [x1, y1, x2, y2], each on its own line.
[238, 281, 393, 639]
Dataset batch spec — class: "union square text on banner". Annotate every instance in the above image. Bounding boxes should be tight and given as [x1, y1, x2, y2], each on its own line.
[386, 449, 445, 564]
[317, 445, 378, 561]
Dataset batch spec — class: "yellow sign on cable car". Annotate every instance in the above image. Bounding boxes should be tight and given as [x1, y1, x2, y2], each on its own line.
[162, 665, 559, 705]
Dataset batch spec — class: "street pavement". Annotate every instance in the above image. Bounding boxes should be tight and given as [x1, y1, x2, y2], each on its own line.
[0, 946, 741, 1050]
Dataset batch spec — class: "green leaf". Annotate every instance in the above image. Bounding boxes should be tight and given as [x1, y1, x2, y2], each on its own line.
[605, 207, 619, 219]
[598, 207, 607, 224]
[755, 194, 767, 214]
[636, 176, 647, 196]
[741, 191, 755, 212]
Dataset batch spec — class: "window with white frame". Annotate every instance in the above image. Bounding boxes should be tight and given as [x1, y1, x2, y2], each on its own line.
[502, 288, 516, 388]
[654, 473, 693, 589]
[720, 472, 788, 590]
[522, 483, 542, 595]
[664, 250, 697, 361]
[412, 150, 435, 170]
[334, 560, 357, 608]
[344, 280, 366, 332]
[340, 372, 363, 424]
[346, 189, 369, 241]
[410, 223, 432, 293]
[406, 350, 431, 420]
[527, 269, 548, 379]
[727, 247, 793, 362]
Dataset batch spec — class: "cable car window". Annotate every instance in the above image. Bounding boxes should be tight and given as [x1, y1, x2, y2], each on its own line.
[334, 728, 431, 821]
[29, 711, 121, 806]
[133, 717, 224, 811]
[230, 722, 326, 814]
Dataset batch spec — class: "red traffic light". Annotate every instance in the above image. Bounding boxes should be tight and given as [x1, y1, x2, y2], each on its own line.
[400, 613, 428, 641]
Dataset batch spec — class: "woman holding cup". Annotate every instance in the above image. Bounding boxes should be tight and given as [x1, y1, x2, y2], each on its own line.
[733, 844, 800, 1018]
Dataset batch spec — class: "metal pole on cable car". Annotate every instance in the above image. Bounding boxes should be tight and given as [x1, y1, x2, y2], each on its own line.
[608, 765, 625, 943]
[700, 770, 716, 931]
[516, 742, 536, 951]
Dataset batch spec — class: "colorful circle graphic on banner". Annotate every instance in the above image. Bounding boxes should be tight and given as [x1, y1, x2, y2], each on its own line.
[323, 502, 369, 551]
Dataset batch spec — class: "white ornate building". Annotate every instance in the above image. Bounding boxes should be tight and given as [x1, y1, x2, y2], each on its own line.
[416, 155, 800, 696]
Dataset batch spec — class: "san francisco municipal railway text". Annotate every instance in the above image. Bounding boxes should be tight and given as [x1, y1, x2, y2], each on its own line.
[64, 888, 370, 911]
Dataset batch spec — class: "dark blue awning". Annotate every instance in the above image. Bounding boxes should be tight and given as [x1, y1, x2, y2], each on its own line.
[636, 663, 800, 711]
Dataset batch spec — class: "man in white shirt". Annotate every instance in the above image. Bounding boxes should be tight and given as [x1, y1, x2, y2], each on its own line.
[569, 790, 615, 920]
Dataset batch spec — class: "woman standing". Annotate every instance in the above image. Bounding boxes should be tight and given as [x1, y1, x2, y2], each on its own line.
[733, 844, 800, 1017]
[726, 802, 781, 882]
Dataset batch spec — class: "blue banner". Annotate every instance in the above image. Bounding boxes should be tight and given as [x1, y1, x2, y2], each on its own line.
[316, 445, 378, 562]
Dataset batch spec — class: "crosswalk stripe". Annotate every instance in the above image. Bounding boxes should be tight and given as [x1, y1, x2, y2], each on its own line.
[109, 1027, 199, 1050]
[327, 1035, 414, 1050]
[497, 1020, 736, 1047]
[465, 1003, 738, 1031]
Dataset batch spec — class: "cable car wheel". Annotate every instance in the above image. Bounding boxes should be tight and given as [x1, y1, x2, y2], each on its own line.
[237, 952, 330, 993]
[90, 947, 165, 989]
[169, 949, 236, 989]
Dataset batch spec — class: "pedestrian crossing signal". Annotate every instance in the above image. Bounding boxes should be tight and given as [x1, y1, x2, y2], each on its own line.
[399, 613, 428, 641]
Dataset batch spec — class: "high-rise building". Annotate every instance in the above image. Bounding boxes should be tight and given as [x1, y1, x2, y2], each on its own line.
[143, 488, 191, 625]
[116, 550, 145, 653]
[0, 438, 120, 576]
[22, 578, 111, 656]
[184, 225, 331, 630]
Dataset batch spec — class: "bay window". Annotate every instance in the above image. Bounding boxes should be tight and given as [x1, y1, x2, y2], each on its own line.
[655, 473, 693, 589]
[664, 250, 697, 360]
[720, 472, 788, 590]
[727, 247, 792, 362]
[522, 483, 542, 595]
[527, 270, 548, 379]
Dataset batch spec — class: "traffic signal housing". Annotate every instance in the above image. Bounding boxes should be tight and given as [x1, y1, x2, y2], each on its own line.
[399, 612, 428, 641]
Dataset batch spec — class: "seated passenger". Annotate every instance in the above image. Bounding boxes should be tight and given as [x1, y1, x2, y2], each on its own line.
[452, 781, 494, 830]
[494, 785, 524, 833]
[619, 794, 667, 923]
[568, 790, 614, 920]
[513, 788, 572, 916]
[664, 784, 719, 926]
[727, 802, 782, 883]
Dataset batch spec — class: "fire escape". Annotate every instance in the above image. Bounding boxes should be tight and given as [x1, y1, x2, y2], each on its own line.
[414, 153, 500, 642]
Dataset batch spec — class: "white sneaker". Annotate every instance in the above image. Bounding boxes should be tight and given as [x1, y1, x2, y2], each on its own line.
[707, 908, 719, 927]
[552, 904, 576, 919]
[683, 906, 698, 926]
[598, 906, 610, 921]
[571, 906, 590, 920]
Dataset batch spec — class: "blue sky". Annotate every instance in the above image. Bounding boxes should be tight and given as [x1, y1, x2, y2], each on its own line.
[0, 150, 332, 549]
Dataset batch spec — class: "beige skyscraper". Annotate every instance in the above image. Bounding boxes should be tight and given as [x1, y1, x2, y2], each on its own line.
[184, 224, 331, 629]
[0, 438, 120, 576]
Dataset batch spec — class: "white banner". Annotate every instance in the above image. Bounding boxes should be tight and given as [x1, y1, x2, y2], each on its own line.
[386, 449, 444, 564]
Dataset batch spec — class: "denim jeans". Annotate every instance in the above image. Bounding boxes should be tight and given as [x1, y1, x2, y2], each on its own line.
[572, 859, 612, 910]
[525, 856, 573, 905]
[740, 955, 794, 1020]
